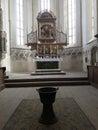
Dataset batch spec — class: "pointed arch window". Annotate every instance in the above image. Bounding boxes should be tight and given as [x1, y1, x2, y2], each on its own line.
[41, 0, 50, 11]
[64, 0, 76, 45]
[16, 0, 24, 45]
[68, 0, 76, 45]
[91, 0, 94, 37]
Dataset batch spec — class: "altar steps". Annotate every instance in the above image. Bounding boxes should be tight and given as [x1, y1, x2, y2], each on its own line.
[5, 77, 90, 88]
[31, 72, 66, 75]
[31, 69, 66, 75]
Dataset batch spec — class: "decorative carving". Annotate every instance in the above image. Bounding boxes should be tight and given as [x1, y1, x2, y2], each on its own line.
[62, 47, 82, 57]
[37, 11, 56, 43]
[27, 30, 37, 43]
[40, 23, 55, 40]
[26, 10, 67, 60]
[0, 31, 7, 52]
[0, 8, 7, 59]
[37, 10, 56, 20]
[10, 48, 35, 60]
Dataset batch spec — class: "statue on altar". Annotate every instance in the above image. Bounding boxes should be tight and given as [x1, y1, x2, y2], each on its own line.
[41, 24, 54, 39]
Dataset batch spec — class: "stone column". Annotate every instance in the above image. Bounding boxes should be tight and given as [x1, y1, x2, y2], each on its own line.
[0, 0, 2, 33]
[0, 8, 2, 31]
[95, 0, 98, 35]
[32, 0, 40, 31]
[0, 1, 2, 65]
[81, 0, 92, 43]
[76, 0, 82, 46]
[97, 1, 98, 34]
[50, 0, 63, 29]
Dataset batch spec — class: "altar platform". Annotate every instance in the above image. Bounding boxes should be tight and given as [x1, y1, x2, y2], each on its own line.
[31, 69, 66, 75]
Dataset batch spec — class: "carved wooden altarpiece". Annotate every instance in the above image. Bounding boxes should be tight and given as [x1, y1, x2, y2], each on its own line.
[27, 10, 67, 69]
[27, 10, 67, 59]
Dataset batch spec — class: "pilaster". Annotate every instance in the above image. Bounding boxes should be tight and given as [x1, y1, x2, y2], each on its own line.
[0, 2, 3, 65]
[94, 0, 98, 35]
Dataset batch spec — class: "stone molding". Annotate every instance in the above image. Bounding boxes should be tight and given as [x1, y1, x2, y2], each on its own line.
[62, 47, 82, 56]
[10, 47, 82, 60]
[10, 48, 35, 60]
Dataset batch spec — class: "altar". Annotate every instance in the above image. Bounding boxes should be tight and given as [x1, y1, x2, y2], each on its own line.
[36, 61, 58, 69]
[26, 10, 68, 71]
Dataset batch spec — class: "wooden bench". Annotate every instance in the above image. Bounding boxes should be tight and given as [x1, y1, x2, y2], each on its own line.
[0, 67, 5, 91]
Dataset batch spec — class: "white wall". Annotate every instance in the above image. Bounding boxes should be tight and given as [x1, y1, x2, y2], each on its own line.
[1, 0, 11, 72]
[75, 0, 82, 47]
[1, 0, 33, 73]
[24, 0, 32, 44]
[82, 0, 93, 45]
[60, 55, 83, 71]
[11, 58, 36, 73]
[83, 38, 98, 71]
[82, 0, 98, 71]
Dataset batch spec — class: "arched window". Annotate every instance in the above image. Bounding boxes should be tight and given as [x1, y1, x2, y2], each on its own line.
[64, 0, 76, 45]
[16, 0, 24, 45]
[41, 0, 50, 11]
[91, 0, 94, 38]
[68, 0, 76, 45]
[63, 0, 68, 33]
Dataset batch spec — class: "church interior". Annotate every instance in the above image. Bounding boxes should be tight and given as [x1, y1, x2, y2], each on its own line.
[0, 0, 98, 130]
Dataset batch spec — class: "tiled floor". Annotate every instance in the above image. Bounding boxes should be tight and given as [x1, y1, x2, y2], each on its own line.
[0, 72, 98, 130]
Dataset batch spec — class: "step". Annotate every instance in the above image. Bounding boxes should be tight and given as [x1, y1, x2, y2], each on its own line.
[5, 77, 88, 83]
[31, 71, 66, 75]
[5, 80, 90, 88]
[36, 69, 61, 72]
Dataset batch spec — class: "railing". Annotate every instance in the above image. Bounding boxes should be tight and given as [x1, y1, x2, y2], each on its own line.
[56, 30, 67, 45]
[27, 30, 37, 43]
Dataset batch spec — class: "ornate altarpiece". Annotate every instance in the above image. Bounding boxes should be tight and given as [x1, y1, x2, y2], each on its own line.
[27, 10, 67, 69]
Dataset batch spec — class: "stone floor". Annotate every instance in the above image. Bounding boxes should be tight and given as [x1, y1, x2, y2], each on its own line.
[0, 72, 98, 130]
